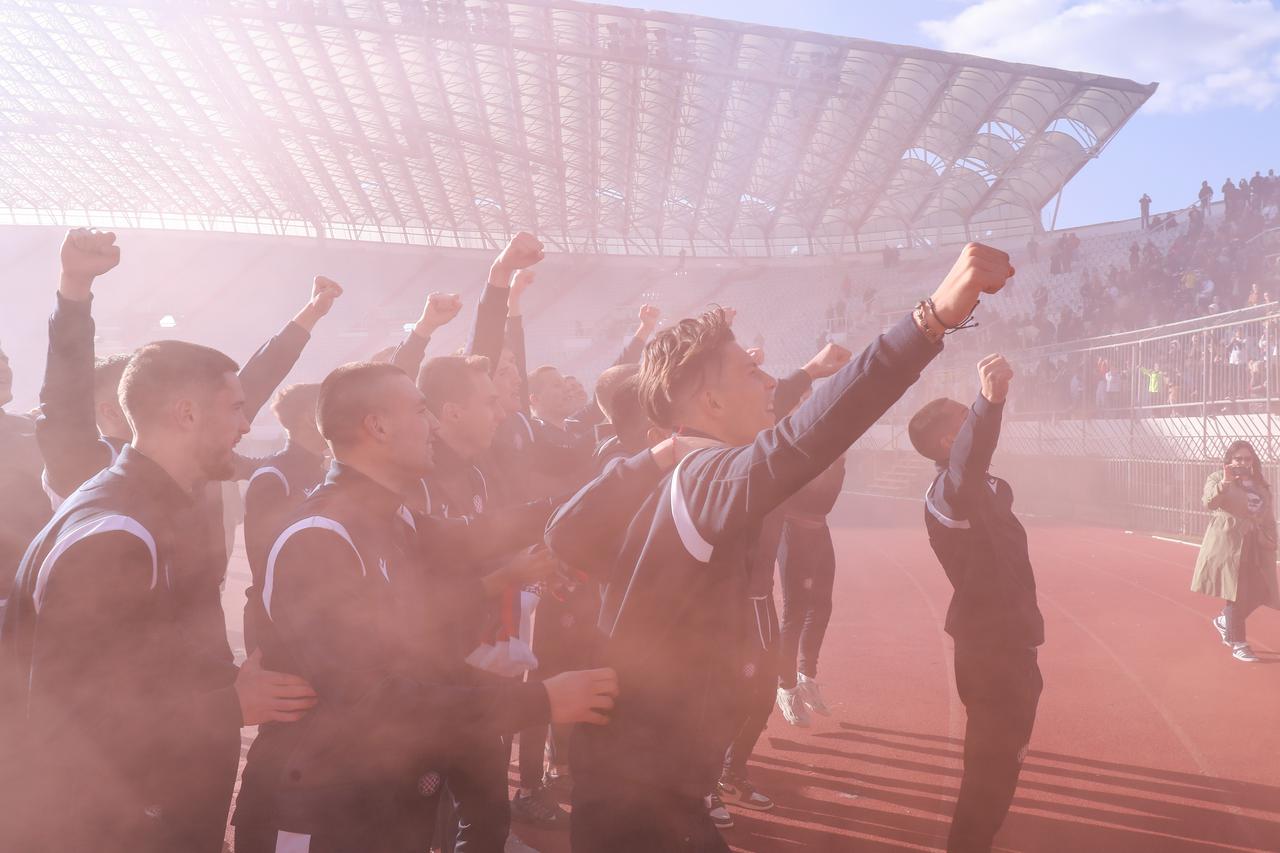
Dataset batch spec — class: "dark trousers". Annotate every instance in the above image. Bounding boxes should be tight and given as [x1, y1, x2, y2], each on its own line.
[723, 596, 781, 777]
[446, 735, 511, 853]
[947, 644, 1042, 853]
[778, 522, 836, 689]
[571, 787, 730, 853]
[1224, 553, 1269, 644]
[235, 788, 436, 853]
[518, 590, 599, 788]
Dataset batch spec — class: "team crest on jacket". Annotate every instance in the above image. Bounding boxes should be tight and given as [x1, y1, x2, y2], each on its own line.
[418, 772, 443, 797]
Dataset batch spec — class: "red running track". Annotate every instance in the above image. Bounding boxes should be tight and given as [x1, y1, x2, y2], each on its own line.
[223, 510, 1280, 852]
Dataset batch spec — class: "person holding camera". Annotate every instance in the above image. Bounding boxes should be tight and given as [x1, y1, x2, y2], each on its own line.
[1192, 440, 1279, 662]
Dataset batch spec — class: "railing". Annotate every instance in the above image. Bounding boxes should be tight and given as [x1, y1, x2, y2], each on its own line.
[846, 305, 1280, 538]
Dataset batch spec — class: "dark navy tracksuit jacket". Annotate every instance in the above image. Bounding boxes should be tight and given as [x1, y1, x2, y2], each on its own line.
[0, 446, 243, 853]
[924, 396, 1044, 649]
[234, 463, 556, 850]
[546, 315, 941, 802]
[242, 441, 327, 654]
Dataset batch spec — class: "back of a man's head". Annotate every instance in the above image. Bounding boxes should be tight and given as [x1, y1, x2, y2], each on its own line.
[272, 383, 321, 435]
[93, 354, 131, 406]
[595, 363, 640, 423]
[638, 308, 734, 429]
[316, 362, 406, 449]
[609, 373, 656, 452]
[908, 397, 963, 464]
[120, 341, 238, 431]
[418, 355, 491, 416]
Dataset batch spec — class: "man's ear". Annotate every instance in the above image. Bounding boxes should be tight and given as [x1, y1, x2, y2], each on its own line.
[645, 425, 666, 448]
[172, 396, 197, 431]
[362, 410, 386, 443]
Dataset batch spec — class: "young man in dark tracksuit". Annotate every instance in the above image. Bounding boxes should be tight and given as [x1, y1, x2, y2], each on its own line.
[775, 455, 847, 725]
[416, 353, 546, 845]
[232, 362, 616, 853]
[35, 230, 342, 677]
[546, 244, 1009, 852]
[242, 383, 328, 654]
[0, 346, 50, 597]
[0, 340, 317, 853]
[716, 350, 852, 817]
[908, 353, 1044, 853]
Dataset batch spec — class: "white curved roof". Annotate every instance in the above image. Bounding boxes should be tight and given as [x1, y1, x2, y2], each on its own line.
[0, 0, 1156, 255]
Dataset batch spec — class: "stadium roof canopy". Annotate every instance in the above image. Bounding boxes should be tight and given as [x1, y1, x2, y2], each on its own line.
[0, 0, 1157, 256]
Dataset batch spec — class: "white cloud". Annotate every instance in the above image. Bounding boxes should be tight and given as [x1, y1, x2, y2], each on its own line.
[920, 0, 1280, 112]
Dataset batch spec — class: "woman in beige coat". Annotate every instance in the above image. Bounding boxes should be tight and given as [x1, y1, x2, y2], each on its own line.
[1192, 440, 1280, 662]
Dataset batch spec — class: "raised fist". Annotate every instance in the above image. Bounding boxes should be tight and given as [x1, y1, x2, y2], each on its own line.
[746, 347, 765, 366]
[638, 304, 662, 328]
[543, 667, 619, 725]
[803, 342, 853, 380]
[977, 353, 1014, 404]
[930, 243, 1014, 328]
[310, 275, 344, 317]
[493, 232, 545, 279]
[59, 228, 120, 300]
[420, 292, 463, 331]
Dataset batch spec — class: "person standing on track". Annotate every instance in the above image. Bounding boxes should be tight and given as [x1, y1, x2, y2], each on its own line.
[907, 353, 1045, 853]
[1192, 440, 1278, 663]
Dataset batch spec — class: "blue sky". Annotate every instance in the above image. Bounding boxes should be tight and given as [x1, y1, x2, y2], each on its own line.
[605, 0, 1280, 229]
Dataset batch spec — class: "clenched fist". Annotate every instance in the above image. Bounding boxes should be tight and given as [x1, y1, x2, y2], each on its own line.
[637, 303, 662, 334]
[59, 228, 121, 301]
[978, 353, 1014, 404]
[491, 232, 545, 283]
[419, 292, 463, 333]
[930, 243, 1014, 329]
[803, 343, 853, 380]
[311, 275, 344, 316]
[543, 667, 619, 725]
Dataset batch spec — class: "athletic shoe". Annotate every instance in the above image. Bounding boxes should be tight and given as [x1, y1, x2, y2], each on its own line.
[776, 685, 811, 727]
[1231, 643, 1260, 663]
[718, 773, 775, 811]
[542, 766, 573, 794]
[504, 834, 539, 853]
[1212, 615, 1230, 646]
[510, 789, 569, 829]
[797, 673, 832, 717]
[704, 793, 734, 829]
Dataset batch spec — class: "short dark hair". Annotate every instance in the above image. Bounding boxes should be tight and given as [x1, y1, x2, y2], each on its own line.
[638, 308, 735, 429]
[271, 383, 321, 433]
[120, 341, 239, 426]
[908, 398, 962, 463]
[417, 355, 491, 416]
[595, 363, 640, 423]
[93, 353, 132, 405]
[317, 362, 407, 446]
[609, 373, 653, 450]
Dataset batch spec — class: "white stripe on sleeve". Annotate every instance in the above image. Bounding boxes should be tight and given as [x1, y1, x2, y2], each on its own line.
[263, 516, 366, 620]
[34, 514, 158, 612]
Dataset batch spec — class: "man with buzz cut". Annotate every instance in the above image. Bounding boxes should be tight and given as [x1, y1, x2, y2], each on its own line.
[547, 244, 1014, 852]
[907, 354, 1044, 853]
[0, 339, 318, 853]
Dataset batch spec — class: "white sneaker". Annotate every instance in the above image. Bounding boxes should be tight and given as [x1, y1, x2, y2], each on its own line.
[1212, 615, 1230, 646]
[704, 793, 734, 829]
[797, 673, 831, 717]
[776, 685, 811, 727]
[1232, 643, 1260, 663]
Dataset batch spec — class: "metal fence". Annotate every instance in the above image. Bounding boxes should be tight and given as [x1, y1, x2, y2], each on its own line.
[850, 305, 1280, 539]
